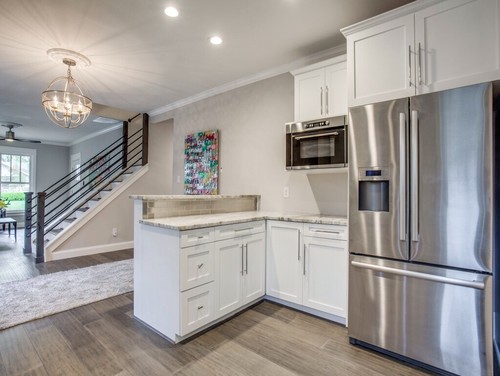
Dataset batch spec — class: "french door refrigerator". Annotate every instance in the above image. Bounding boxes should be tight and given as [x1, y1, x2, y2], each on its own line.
[348, 82, 496, 376]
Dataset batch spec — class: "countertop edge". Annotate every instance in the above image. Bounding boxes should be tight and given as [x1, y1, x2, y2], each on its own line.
[139, 212, 348, 231]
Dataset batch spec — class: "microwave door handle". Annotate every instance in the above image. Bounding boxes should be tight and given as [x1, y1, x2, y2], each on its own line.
[294, 131, 339, 140]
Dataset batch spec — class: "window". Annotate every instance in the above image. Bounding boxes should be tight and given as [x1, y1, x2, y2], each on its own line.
[0, 147, 36, 212]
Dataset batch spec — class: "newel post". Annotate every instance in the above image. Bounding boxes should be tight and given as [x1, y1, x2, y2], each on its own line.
[23, 192, 33, 255]
[122, 120, 128, 170]
[142, 113, 149, 166]
[35, 192, 46, 264]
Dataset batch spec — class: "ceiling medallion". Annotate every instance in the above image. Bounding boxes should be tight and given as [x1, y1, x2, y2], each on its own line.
[42, 49, 93, 129]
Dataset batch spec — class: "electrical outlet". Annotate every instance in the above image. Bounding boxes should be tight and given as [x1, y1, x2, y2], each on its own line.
[112, 228, 118, 237]
[283, 186, 289, 198]
[176, 175, 181, 183]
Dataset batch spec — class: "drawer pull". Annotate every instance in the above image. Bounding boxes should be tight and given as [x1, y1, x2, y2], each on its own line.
[197, 305, 204, 310]
[197, 235, 205, 239]
[197, 263, 204, 269]
[311, 229, 341, 234]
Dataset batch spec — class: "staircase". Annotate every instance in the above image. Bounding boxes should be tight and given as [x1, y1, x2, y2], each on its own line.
[24, 114, 149, 263]
[42, 164, 142, 245]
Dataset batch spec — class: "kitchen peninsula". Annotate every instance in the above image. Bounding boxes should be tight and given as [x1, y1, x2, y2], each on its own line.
[131, 194, 348, 343]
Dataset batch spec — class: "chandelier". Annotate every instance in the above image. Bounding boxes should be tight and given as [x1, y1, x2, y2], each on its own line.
[42, 49, 93, 129]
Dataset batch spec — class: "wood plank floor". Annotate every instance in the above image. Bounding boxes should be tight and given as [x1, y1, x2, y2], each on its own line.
[0, 233, 435, 375]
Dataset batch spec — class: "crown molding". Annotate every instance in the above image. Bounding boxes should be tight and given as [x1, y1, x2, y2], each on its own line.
[341, 0, 442, 36]
[150, 44, 346, 123]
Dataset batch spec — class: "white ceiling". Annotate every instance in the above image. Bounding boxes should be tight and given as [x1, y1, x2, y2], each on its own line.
[0, 0, 412, 145]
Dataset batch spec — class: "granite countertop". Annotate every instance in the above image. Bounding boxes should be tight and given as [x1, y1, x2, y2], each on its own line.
[139, 211, 347, 231]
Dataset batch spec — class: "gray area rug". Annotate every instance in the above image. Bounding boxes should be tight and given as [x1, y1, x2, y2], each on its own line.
[0, 259, 133, 330]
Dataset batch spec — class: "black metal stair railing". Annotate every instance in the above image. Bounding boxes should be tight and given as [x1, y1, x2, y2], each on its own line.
[24, 114, 149, 263]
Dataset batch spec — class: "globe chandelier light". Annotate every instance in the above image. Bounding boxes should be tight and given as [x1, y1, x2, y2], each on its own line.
[42, 49, 93, 129]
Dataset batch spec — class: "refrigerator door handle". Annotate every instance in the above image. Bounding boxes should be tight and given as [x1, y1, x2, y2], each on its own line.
[411, 110, 419, 242]
[351, 261, 485, 290]
[399, 113, 407, 241]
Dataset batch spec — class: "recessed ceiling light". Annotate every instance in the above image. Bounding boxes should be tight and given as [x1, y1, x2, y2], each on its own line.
[164, 7, 179, 17]
[210, 36, 223, 45]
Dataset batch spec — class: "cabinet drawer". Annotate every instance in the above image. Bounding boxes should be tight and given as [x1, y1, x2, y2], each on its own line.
[304, 223, 347, 240]
[180, 243, 215, 291]
[180, 227, 214, 248]
[180, 282, 214, 336]
[214, 220, 265, 241]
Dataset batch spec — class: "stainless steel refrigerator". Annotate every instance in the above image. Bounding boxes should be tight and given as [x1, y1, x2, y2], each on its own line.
[348, 82, 497, 376]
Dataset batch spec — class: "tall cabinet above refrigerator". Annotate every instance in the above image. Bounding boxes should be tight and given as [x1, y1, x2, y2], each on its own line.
[348, 82, 497, 376]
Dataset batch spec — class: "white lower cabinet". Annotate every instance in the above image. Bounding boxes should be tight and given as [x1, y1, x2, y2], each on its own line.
[135, 218, 347, 343]
[302, 236, 347, 317]
[266, 221, 303, 304]
[215, 231, 266, 318]
[180, 282, 215, 335]
[266, 221, 348, 319]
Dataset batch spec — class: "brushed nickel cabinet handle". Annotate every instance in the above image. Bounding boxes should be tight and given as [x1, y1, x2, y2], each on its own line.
[408, 45, 412, 87]
[197, 263, 204, 269]
[418, 42, 422, 86]
[303, 244, 307, 275]
[197, 305, 204, 310]
[245, 244, 248, 275]
[297, 230, 301, 261]
[325, 85, 329, 114]
[320, 87, 323, 115]
[241, 244, 244, 276]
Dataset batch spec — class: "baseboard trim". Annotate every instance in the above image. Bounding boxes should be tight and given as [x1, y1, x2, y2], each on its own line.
[50, 241, 133, 261]
[264, 295, 347, 326]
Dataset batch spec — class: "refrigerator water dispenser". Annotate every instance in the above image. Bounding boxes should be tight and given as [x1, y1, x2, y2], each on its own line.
[358, 168, 389, 212]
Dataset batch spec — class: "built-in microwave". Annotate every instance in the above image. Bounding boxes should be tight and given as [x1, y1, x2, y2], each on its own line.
[286, 116, 347, 170]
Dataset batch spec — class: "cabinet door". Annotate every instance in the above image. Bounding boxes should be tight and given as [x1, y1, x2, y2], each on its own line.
[347, 14, 415, 107]
[294, 69, 325, 121]
[180, 282, 215, 336]
[415, 0, 500, 95]
[266, 221, 303, 304]
[324, 61, 347, 117]
[242, 233, 266, 305]
[214, 238, 244, 318]
[179, 242, 214, 292]
[303, 237, 348, 318]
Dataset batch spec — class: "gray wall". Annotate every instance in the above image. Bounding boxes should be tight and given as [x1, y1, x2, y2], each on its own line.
[55, 119, 174, 252]
[154, 73, 348, 215]
[0, 140, 70, 192]
[69, 127, 123, 164]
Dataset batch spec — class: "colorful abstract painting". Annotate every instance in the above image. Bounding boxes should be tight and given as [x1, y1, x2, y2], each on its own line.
[184, 130, 219, 195]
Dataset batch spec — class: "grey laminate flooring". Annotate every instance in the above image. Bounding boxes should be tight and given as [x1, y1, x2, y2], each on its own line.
[0, 236, 434, 376]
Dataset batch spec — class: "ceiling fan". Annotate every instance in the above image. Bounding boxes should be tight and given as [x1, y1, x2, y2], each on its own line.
[0, 122, 41, 144]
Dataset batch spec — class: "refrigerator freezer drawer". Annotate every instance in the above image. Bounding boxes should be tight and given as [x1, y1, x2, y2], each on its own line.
[348, 255, 492, 376]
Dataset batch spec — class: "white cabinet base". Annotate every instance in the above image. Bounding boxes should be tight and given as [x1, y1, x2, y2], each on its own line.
[265, 296, 346, 326]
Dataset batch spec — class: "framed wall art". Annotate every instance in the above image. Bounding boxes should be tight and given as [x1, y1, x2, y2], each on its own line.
[184, 129, 219, 195]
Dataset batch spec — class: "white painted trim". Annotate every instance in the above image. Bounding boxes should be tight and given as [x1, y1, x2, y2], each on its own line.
[150, 45, 346, 123]
[50, 240, 133, 261]
[45, 165, 149, 257]
[340, 0, 442, 36]
[264, 295, 346, 326]
[69, 123, 123, 147]
[290, 55, 346, 76]
[0, 146, 37, 196]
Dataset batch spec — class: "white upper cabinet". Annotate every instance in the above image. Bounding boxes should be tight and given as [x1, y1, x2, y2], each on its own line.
[342, 0, 500, 107]
[345, 15, 415, 106]
[292, 55, 347, 121]
[415, 0, 500, 94]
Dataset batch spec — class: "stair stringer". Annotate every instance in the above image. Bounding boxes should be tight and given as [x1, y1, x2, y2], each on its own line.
[44, 164, 149, 261]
